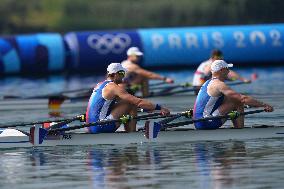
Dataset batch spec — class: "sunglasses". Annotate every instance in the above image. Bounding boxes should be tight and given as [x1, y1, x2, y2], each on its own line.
[117, 71, 125, 77]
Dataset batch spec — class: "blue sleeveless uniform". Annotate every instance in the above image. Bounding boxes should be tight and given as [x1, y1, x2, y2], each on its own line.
[86, 80, 117, 133]
[193, 78, 224, 129]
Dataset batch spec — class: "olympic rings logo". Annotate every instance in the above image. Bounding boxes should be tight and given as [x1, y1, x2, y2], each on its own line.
[87, 33, 132, 54]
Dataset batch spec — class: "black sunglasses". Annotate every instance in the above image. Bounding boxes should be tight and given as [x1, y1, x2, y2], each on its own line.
[117, 70, 125, 76]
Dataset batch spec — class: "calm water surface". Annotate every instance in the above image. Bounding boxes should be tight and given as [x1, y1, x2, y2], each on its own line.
[0, 66, 284, 189]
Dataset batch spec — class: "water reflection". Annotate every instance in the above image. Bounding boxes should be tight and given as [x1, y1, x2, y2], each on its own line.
[1, 139, 284, 189]
[193, 142, 247, 189]
[84, 142, 252, 189]
[87, 145, 163, 188]
[0, 143, 251, 189]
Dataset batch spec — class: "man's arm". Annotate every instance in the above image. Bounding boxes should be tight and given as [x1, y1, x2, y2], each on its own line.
[218, 82, 273, 112]
[130, 64, 173, 83]
[228, 70, 251, 83]
[111, 83, 156, 110]
[218, 82, 242, 102]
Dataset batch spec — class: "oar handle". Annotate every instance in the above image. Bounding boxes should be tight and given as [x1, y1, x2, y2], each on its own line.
[227, 81, 249, 86]
[150, 82, 192, 90]
[158, 109, 193, 125]
[149, 81, 167, 87]
[47, 114, 86, 130]
[148, 88, 196, 97]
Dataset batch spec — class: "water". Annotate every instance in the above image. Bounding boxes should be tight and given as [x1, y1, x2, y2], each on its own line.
[1, 140, 284, 189]
[0, 66, 284, 189]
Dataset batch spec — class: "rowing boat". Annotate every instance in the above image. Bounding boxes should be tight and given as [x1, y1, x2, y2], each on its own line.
[0, 126, 283, 149]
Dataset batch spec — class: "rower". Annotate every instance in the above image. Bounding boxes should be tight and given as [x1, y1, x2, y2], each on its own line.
[192, 49, 250, 95]
[193, 60, 273, 129]
[121, 47, 174, 97]
[86, 63, 170, 133]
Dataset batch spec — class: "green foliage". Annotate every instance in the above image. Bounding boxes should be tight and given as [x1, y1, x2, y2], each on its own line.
[0, 0, 283, 34]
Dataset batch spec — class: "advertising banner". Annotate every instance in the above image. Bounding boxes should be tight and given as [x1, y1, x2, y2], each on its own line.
[138, 24, 284, 67]
[0, 33, 65, 74]
[64, 30, 142, 72]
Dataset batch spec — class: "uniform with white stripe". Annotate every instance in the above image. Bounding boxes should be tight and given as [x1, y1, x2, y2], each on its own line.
[86, 80, 117, 133]
[193, 78, 224, 129]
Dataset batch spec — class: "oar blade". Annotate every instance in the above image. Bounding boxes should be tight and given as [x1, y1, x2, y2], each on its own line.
[144, 121, 161, 139]
[30, 126, 48, 145]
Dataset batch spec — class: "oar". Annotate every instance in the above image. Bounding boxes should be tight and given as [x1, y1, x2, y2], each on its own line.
[147, 88, 195, 97]
[227, 80, 250, 86]
[149, 81, 168, 87]
[30, 112, 176, 146]
[159, 109, 193, 125]
[32, 110, 196, 145]
[143, 109, 193, 136]
[48, 109, 197, 134]
[43, 112, 162, 135]
[150, 82, 192, 91]
[145, 105, 248, 125]
[0, 114, 86, 129]
[148, 109, 265, 138]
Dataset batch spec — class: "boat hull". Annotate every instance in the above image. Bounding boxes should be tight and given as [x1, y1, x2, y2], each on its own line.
[0, 127, 284, 149]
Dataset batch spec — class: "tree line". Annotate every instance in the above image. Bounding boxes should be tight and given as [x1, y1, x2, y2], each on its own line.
[0, 0, 283, 34]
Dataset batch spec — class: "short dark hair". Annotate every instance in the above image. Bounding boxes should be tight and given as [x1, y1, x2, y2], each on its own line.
[211, 49, 223, 58]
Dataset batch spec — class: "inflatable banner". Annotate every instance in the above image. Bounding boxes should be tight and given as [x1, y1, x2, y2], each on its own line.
[0, 24, 283, 75]
[64, 30, 142, 72]
[138, 24, 284, 67]
[0, 33, 65, 74]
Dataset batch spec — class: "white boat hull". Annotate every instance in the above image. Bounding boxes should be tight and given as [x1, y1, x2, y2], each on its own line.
[0, 127, 284, 149]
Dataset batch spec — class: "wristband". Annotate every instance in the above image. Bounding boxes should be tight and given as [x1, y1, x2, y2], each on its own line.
[155, 104, 162, 110]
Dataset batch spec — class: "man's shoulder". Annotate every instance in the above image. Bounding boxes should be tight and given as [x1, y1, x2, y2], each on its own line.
[105, 81, 116, 87]
[209, 78, 226, 87]
[121, 60, 135, 66]
[201, 59, 212, 65]
[122, 60, 140, 70]
[210, 79, 231, 94]
[104, 82, 121, 94]
[121, 60, 130, 65]
[207, 79, 227, 96]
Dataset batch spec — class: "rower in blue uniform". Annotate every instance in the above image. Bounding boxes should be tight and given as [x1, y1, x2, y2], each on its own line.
[86, 63, 170, 133]
[193, 60, 273, 129]
[193, 77, 225, 129]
